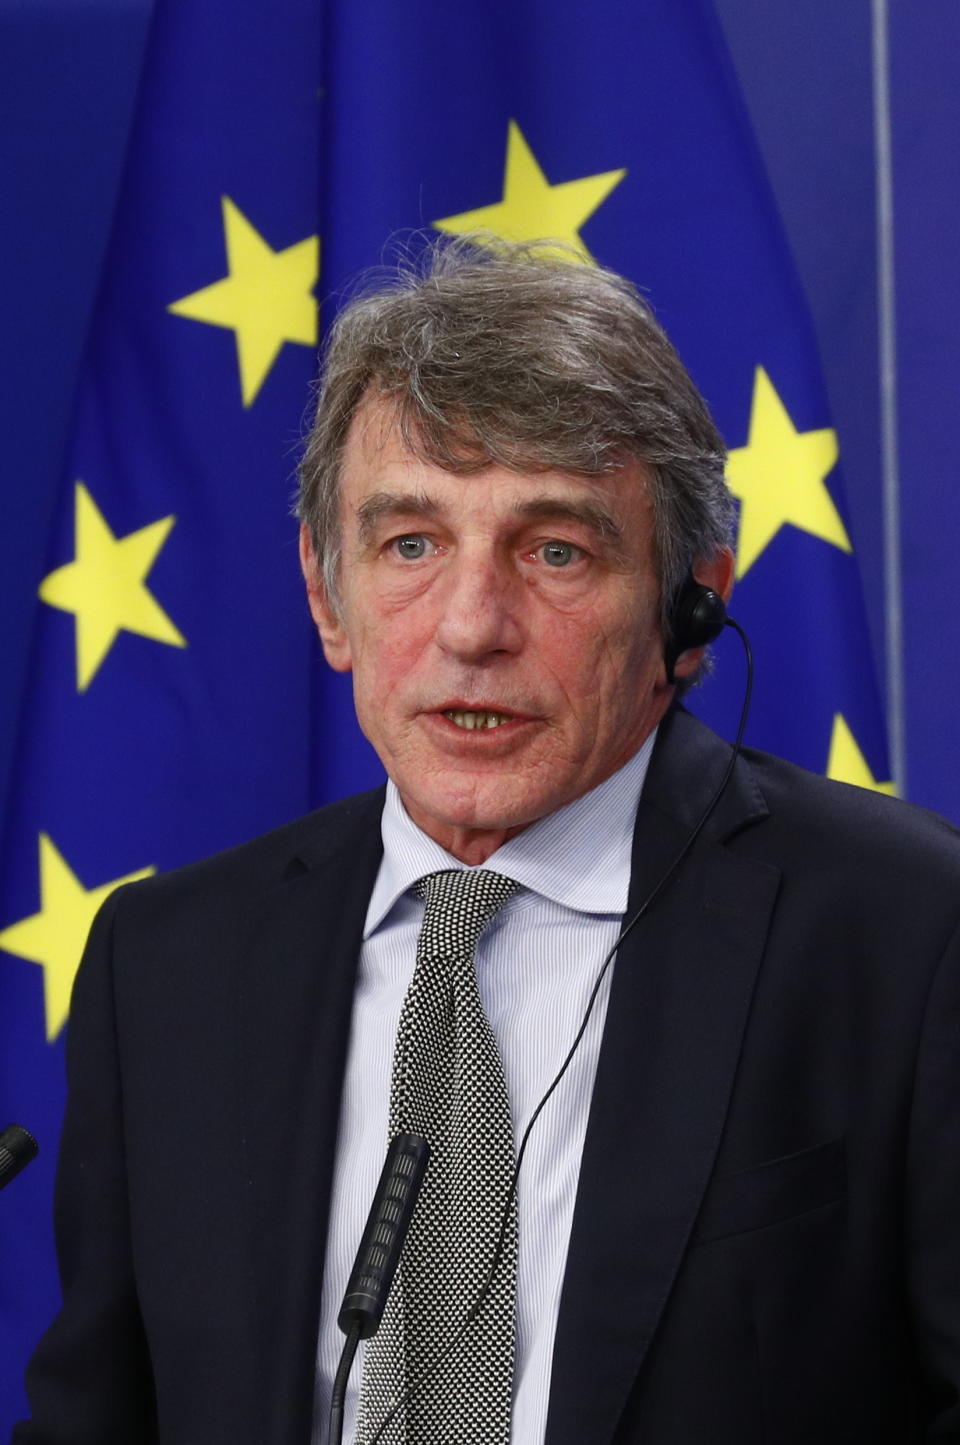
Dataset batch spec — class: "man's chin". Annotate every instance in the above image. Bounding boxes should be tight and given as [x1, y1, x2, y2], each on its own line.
[396, 779, 554, 857]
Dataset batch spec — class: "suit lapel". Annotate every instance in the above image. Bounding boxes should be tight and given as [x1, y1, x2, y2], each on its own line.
[237, 792, 384, 1445]
[546, 710, 780, 1444]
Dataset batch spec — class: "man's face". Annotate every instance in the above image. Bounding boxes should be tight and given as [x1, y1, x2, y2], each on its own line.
[302, 399, 722, 863]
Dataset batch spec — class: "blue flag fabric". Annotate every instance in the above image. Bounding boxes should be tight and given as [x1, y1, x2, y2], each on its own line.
[0, 0, 888, 1428]
[0, 0, 348, 1424]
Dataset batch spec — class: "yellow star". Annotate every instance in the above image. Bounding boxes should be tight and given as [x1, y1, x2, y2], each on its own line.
[826, 714, 895, 796]
[168, 196, 319, 406]
[39, 482, 186, 691]
[433, 120, 625, 263]
[726, 366, 851, 577]
[0, 835, 154, 1041]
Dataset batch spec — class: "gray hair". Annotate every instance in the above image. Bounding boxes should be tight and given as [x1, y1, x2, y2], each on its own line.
[297, 237, 733, 641]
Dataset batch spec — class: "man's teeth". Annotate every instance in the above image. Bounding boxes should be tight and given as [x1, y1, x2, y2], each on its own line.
[445, 709, 510, 730]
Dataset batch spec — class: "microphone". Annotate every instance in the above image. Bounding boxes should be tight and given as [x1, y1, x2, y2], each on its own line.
[329, 1132, 430, 1445]
[0, 1124, 39, 1192]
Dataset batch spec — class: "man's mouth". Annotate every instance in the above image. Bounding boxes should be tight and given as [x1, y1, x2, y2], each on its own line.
[443, 709, 511, 731]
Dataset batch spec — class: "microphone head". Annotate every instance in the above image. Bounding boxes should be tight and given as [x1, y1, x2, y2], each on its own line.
[338, 1132, 430, 1339]
[0, 1124, 39, 1192]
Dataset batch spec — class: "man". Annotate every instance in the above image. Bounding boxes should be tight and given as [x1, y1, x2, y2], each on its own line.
[16, 241, 960, 1444]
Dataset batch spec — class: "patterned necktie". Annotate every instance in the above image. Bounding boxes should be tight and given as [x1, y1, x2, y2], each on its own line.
[355, 868, 521, 1444]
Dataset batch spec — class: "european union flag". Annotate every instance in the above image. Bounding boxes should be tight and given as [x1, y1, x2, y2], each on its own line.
[0, 0, 888, 1428]
[0, 0, 362, 1425]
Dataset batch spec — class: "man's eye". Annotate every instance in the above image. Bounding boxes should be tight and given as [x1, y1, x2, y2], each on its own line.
[540, 540, 580, 567]
[392, 535, 428, 559]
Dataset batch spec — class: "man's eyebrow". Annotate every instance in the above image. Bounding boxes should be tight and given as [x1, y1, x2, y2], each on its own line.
[355, 491, 442, 544]
[512, 496, 624, 542]
[354, 489, 628, 555]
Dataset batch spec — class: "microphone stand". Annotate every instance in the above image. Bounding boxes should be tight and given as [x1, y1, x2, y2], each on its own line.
[329, 1321, 362, 1445]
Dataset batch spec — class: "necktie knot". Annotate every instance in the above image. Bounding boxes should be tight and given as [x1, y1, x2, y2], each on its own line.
[414, 868, 520, 961]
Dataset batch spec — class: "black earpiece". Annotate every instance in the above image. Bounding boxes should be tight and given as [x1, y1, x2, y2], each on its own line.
[665, 575, 727, 681]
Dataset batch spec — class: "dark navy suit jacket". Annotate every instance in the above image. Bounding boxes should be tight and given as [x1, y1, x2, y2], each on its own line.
[16, 708, 960, 1443]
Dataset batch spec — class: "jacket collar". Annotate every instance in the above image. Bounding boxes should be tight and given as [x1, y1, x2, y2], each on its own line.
[546, 706, 780, 1444]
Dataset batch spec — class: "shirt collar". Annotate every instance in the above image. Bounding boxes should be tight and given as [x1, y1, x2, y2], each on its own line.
[363, 729, 657, 937]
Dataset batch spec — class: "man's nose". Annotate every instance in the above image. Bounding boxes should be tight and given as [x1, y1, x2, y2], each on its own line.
[433, 550, 523, 661]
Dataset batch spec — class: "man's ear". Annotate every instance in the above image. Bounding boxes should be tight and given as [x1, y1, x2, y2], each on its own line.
[669, 546, 736, 683]
[698, 544, 735, 604]
[299, 524, 352, 673]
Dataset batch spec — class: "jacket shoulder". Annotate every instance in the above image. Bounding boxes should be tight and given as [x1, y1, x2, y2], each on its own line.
[655, 707, 960, 885]
[102, 786, 386, 925]
[739, 743, 960, 890]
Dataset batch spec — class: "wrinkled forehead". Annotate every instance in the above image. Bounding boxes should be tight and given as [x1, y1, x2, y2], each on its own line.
[339, 387, 653, 511]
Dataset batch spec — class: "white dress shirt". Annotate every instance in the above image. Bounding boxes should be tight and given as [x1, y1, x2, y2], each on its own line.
[312, 732, 655, 1444]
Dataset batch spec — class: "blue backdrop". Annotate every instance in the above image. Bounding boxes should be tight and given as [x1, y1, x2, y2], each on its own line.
[1, 0, 956, 1428]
